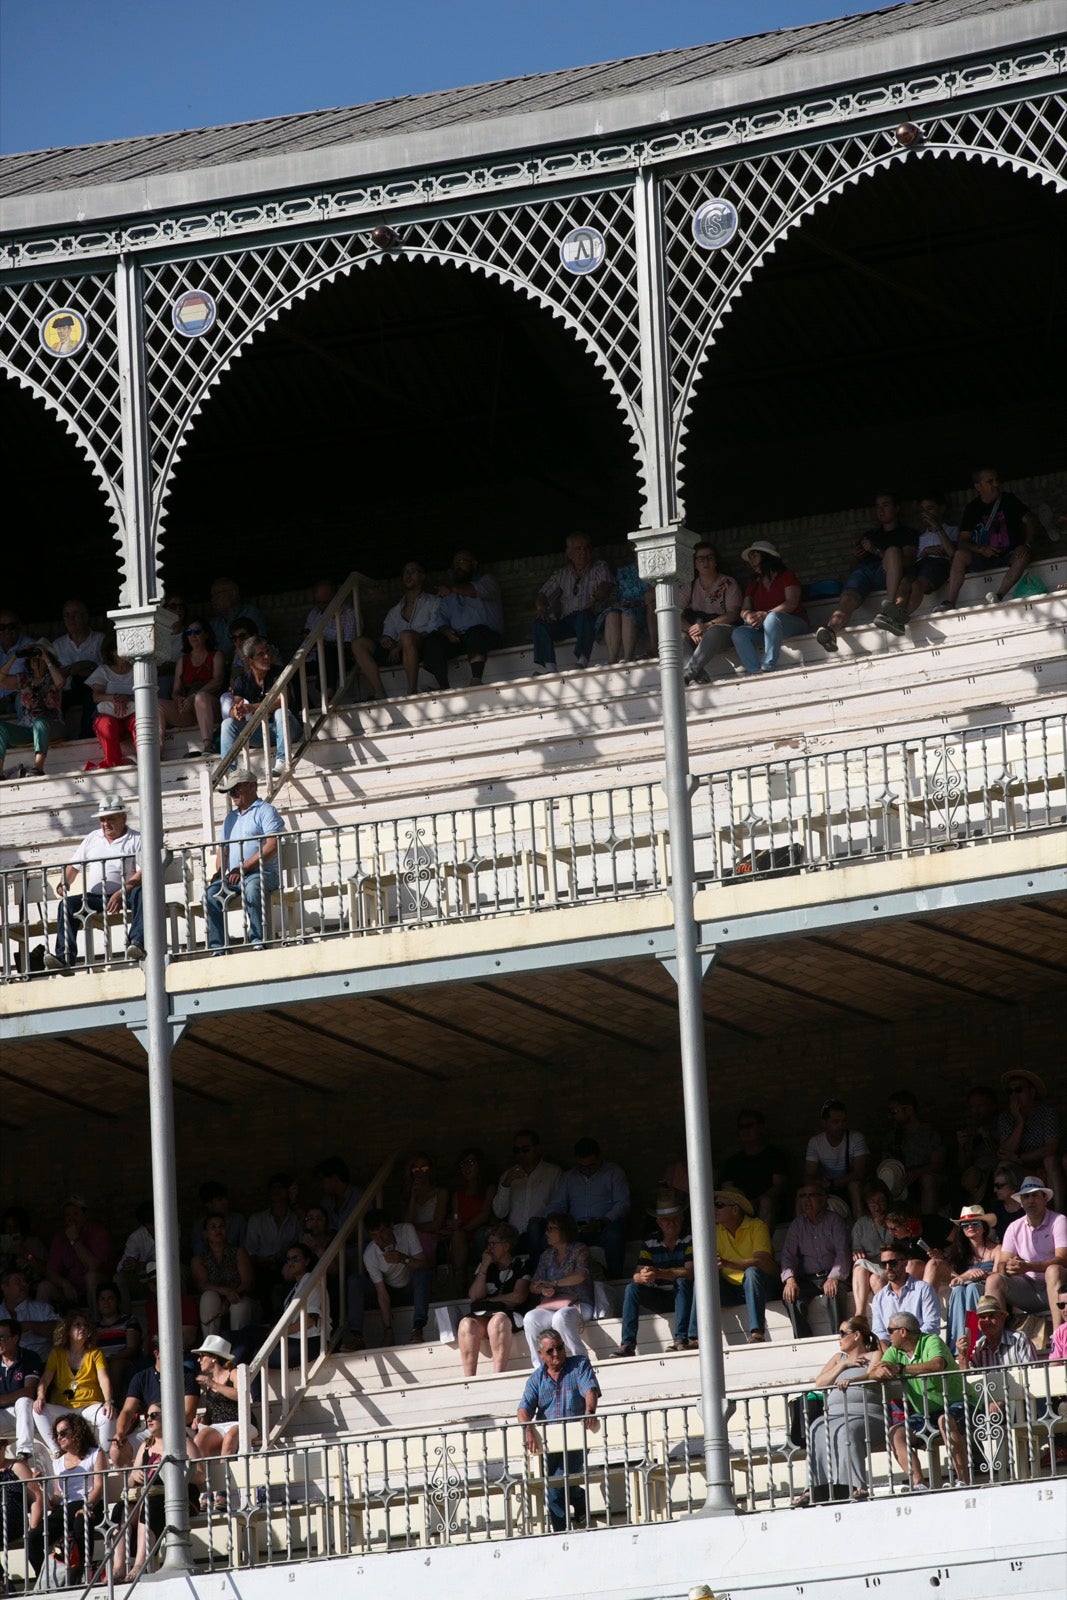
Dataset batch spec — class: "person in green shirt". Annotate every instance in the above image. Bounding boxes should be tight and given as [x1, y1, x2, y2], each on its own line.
[868, 1310, 970, 1488]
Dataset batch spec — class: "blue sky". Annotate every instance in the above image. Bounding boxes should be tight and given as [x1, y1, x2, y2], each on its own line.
[0, 0, 892, 154]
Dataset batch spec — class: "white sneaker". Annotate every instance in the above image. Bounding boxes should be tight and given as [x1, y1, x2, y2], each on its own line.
[984, 591, 1000, 606]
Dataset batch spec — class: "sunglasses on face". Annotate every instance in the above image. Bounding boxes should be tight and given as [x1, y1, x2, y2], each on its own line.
[961, 1221, 983, 1229]
[145, 1411, 162, 1421]
[185, 626, 203, 635]
[284, 1254, 304, 1264]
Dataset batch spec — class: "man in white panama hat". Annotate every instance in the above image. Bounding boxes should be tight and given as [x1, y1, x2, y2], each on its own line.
[45, 796, 143, 969]
[987, 1175, 1067, 1331]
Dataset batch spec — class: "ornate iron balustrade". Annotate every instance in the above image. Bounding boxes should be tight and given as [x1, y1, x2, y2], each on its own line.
[0, 714, 1062, 981]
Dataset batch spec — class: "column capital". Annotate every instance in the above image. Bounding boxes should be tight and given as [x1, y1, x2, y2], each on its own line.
[107, 603, 177, 663]
[629, 523, 700, 584]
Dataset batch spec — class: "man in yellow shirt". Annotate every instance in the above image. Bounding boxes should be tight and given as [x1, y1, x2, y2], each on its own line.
[715, 1188, 778, 1344]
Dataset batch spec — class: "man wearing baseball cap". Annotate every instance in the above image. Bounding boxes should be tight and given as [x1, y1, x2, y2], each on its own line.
[45, 796, 143, 969]
[987, 1176, 1066, 1332]
[205, 767, 284, 951]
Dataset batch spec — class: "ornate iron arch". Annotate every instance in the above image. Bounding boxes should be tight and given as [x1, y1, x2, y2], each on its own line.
[663, 92, 1067, 483]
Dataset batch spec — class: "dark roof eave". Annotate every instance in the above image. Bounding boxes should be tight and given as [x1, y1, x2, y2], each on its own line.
[0, 0, 1059, 240]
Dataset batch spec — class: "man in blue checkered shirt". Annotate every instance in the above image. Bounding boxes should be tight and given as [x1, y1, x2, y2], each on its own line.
[518, 1328, 601, 1530]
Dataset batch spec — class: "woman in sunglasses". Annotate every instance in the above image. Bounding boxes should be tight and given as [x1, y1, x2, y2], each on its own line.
[945, 1204, 999, 1348]
[32, 1312, 115, 1454]
[402, 1153, 449, 1269]
[792, 1315, 883, 1507]
[25, 1411, 104, 1586]
[118, 1403, 203, 1579]
[158, 619, 225, 753]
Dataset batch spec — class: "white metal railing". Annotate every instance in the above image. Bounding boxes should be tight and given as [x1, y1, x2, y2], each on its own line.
[6, 1360, 1061, 1588]
[211, 572, 365, 801]
[237, 1152, 398, 1451]
[2, 714, 1063, 980]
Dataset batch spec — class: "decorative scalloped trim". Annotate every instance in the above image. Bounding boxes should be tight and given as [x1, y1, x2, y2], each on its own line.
[153, 247, 652, 561]
[0, 360, 126, 563]
[674, 142, 1067, 483]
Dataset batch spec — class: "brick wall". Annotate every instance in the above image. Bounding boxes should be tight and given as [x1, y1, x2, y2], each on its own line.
[8, 986, 1061, 1254]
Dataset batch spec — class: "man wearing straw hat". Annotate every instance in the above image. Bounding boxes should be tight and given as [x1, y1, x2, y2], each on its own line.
[45, 796, 144, 969]
[714, 1188, 778, 1344]
[611, 1190, 694, 1358]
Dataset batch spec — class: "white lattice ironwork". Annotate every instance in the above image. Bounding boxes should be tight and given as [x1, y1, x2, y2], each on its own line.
[0, 269, 124, 535]
[664, 93, 1067, 477]
[139, 186, 644, 554]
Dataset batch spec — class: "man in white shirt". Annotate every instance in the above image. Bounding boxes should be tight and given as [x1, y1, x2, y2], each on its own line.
[493, 1129, 562, 1263]
[357, 1209, 430, 1346]
[244, 1173, 302, 1309]
[50, 597, 105, 735]
[803, 1099, 870, 1220]
[45, 796, 143, 969]
[352, 562, 441, 699]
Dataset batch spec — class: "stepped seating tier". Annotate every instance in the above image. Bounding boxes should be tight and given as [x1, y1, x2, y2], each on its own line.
[2, 573, 1063, 871]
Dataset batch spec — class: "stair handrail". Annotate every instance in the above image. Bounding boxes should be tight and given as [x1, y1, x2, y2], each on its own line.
[237, 1150, 397, 1450]
[212, 572, 367, 801]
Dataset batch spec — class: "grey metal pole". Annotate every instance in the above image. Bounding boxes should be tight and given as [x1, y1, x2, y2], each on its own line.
[634, 526, 734, 1515]
[129, 642, 192, 1572]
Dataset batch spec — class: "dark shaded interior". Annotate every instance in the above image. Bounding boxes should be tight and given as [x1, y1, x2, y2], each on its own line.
[2, 154, 1064, 615]
[679, 154, 1067, 530]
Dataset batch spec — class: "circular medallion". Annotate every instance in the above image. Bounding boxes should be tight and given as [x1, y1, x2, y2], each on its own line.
[560, 226, 606, 275]
[39, 308, 87, 359]
[692, 200, 738, 251]
[172, 288, 218, 337]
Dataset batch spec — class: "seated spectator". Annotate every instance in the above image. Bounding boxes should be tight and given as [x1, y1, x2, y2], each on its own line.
[868, 1311, 968, 1488]
[357, 1209, 430, 1346]
[402, 1153, 449, 1269]
[531, 533, 613, 674]
[0, 1208, 49, 1292]
[93, 1282, 140, 1398]
[0, 1434, 42, 1562]
[423, 548, 504, 688]
[189, 1183, 246, 1259]
[895, 491, 959, 623]
[0, 638, 64, 778]
[46, 797, 144, 971]
[275, 1241, 324, 1362]
[244, 1173, 302, 1311]
[815, 494, 918, 653]
[956, 1085, 1002, 1206]
[0, 610, 33, 718]
[804, 1099, 870, 1220]
[191, 1335, 241, 1458]
[25, 1412, 105, 1586]
[121, 1402, 204, 1580]
[444, 1148, 496, 1289]
[116, 1202, 155, 1305]
[50, 598, 105, 736]
[883, 1089, 945, 1212]
[300, 1205, 333, 1264]
[109, 1336, 198, 1469]
[987, 1175, 1066, 1331]
[158, 592, 187, 699]
[87, 635, 138, 769]
[870, 1247, 940, 1351]
[714, 1188, 778, 1345]
[731, 541, 809, 674]
[190, 1213, 255, 1337]
[990, 1161, 1024, 1239]
[718, 1109, 789, 1228]
[597, 559, 654, 665]
[457, 1223, 532, 1376]
[313, 1156, 361, 1231]
[0, 1315, 41, 1461]
[302, 578, 356, 697]
[945, 1205, 999, 1349]
[956, 1293, 1037, 1372]
[158, 619, 225, 754]
[205, 767, 285, 951]
[32, 1311, 115, 1454]
[850, 1180, 893, 1318]
[1051, 1288, 1067, 1362]
[209, 577, 267, 657]
[791, 1315, 883, 1507]
[218, 618, 259, 721]
[883, 1207, 953, 1282]
[0, 1268, 57, 1361]
[780, 1184, 851, 1338]
[492, 1129, 562, 1263]
[997, 1069, 1063, 1211]
[352, 562, 441, 698]
[613, 1190, 695, 1358]
[523, 1213, 594, 1365]
[679, 543, 741, 685]
[551, 1138, 630, 1280]
[44, 1196, 114, 1310]
[219, 637, 296, 773]
[939, 467, 1043, 611]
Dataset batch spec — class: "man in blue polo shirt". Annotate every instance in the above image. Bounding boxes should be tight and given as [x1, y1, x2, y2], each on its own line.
[205, 766, 285, 950]
[0, 1316, 40, 1458]
[518, 1329, 600, 1531]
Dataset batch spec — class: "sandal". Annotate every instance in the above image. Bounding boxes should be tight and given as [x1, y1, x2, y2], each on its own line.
[791, 1491, 811, 1509]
